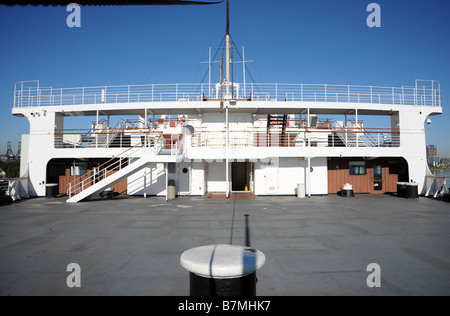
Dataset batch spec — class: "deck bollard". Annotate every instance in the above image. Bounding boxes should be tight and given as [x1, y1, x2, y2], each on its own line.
[396, 182, 407, 198]
[341, 183, 354, 197]
[180, 244, 266, 296]
[405, 183, 419, 199]
[45, 184, 58, 199]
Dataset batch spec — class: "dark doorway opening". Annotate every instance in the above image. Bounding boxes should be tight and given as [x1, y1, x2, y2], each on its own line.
[232, 162, 249, 192]
[389, 159, 409, 182]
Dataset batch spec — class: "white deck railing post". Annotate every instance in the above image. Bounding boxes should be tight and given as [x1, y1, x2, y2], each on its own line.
[301, 84, 303, 102]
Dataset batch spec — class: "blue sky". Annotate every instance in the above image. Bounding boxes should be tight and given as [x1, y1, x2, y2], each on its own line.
[0, 0, 449, 157]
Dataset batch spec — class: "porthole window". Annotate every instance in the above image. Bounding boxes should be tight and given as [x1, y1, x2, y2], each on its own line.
[182, 168, 189, 174]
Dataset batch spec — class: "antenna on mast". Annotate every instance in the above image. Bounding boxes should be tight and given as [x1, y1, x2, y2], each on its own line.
[225, 0, 231, 98]
[226, 0, 230, 36]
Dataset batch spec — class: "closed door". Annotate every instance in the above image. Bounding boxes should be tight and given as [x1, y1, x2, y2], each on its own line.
[178, 164, 191, 195]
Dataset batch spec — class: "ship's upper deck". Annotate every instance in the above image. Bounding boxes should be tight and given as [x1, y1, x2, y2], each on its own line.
[12, 80, 442, 117]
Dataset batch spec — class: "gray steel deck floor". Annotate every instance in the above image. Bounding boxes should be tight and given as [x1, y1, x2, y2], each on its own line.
[1, 195, 449, 296]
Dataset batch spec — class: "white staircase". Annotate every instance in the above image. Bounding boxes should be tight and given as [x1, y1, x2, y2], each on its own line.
[332, 121, 377, 147]
[66, 133, 185, 203]
[66, 156, 152, 203]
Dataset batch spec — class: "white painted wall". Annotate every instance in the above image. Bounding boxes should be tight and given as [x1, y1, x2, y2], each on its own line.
[128, 160, 205, 196]
[128, 163, 167, 196]
[398, 107, 432, 192]
[206, 162, 227, 193]
[202, 113, 226, 130]
[254, 157, 328, 196]
[202, 112, 253, 130]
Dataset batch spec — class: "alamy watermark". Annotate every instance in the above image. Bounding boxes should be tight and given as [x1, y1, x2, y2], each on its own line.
[66, 3, 81, 28]
[65, 3, 381, 29]
[366, 263, 381, 288]
[367, 3, 381, 28]
[66, 263, 81, 288]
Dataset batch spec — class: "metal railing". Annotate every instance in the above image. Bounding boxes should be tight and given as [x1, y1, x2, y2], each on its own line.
[67, 138, 154, 198]
[55, 128, 163, 149]
[13, 80, 441, 108]
[67, 130, 185, 199]
[54, 128, 187, 155]
[190, 128, 400, 148]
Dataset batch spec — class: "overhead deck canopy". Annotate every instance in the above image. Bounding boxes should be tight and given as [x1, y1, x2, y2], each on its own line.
[12, 100, 442, 117]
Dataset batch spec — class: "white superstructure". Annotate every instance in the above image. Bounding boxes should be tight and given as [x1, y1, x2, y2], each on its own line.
[11, 78, 442, 202]
[10, 1, 443, 202]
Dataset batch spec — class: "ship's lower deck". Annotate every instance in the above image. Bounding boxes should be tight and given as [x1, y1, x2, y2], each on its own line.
[46, 156, 409, 198]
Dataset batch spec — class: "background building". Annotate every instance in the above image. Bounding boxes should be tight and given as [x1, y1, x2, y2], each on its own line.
[427, 145, 437, 157]
[427, 145, 440, 166]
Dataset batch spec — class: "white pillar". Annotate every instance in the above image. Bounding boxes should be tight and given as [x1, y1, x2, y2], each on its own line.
[144, 109, 148, 147]
[355, 109, 359, 148]
[144, 167, 147, 199]
[307, 157, 311, 198]
[307, 108, 310, 147]
[144, 109, 148, 128]
[166, 163, 169, 202]
[226, 105, 230, 198]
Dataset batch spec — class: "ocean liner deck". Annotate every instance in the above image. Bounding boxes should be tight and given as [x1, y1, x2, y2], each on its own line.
[9, 0, 444, 202]
[11, 79, 443, 202]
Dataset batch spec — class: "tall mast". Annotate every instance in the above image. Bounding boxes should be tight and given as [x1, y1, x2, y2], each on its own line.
[226, 0, 230, 36]
[225, 0, 231, 96]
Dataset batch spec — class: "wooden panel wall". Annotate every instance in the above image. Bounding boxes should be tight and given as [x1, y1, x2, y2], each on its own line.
[59, 168, 128, 195]
[328, 158, 401, 194]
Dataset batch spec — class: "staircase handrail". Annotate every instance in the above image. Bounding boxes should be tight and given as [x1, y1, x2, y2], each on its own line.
[67, 132, 163, 197]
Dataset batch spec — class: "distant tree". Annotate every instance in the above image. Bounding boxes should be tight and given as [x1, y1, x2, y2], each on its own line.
[0, 160, 20, 178]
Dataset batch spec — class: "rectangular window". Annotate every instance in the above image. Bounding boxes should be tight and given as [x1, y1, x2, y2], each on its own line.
[349, 161, 366, 175]
[168, 163, 176, 174]
[71, 163, 88, 176]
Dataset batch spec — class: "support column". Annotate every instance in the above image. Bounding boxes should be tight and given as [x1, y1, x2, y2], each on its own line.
[307, 108, 310, 148]
[355, 109, 359, 148]
[345, 113, 348, 146]
[226, 105, 230, 198]
[307, 157, 311, 198]
[144, 167, 147, 199]
[226, 34, 231, 96]
[96, 110, 99, 148]
[166, 163, 169, 202]
[144, 108, 148, 147]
